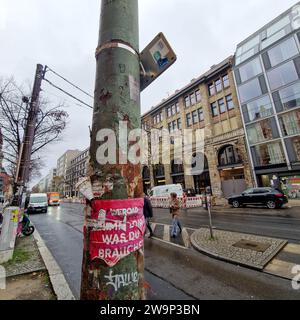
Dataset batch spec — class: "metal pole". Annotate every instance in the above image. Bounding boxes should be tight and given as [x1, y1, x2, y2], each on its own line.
[81, 0, 144, 300]
[15, 64, 44, 206]
[207, 195, 214, 239]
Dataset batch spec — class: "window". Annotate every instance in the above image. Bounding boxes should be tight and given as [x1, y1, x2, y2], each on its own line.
[279, 110, 300, 136]
[171, 104, 176, 116]
[167, 107, 172, 118]
[226, 95, 234, 110]
[246, 118, 276, 145]
[215, 79, 222, 92]
[268, 37, 298, 67]
[168, 122, 173, 133]
[261, 15, 291, 50]
[252, 142, 286, 166]
[218, 145, 242, 166]
[218, 98, 226, 113]
[267, 60, 298, 91]
[185, 96, 191, 108]
[291, 137, 300, 162]
[244, 95, 273, 122]
[196, 90, 201, 102]
[238, 78, 262, 103]
[209, 83, 215, 96]
[198, 108, 204, 122]
[192, 110, 198, 124]
[239, 57, 262, 83]
[223, 75, 230, 88]
[190, 92, 196, 105]
[177, 118, 182, 130]
[278, 82, 300, 110]
[175, 102, 180, 113]
[236, 35, 260, 65]
[211, 102, 219, 117]
[186, 113, 192, 127]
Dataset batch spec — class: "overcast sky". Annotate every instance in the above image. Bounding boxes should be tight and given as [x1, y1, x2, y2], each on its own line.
[0, 0, 298, 186]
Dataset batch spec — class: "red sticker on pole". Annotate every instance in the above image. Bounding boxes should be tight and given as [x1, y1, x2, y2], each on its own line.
[86, 198, 145, 267]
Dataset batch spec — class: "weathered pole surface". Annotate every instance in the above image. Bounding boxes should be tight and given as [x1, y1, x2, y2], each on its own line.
[81, 0, 145, 300]
[16, 64, 44, 205]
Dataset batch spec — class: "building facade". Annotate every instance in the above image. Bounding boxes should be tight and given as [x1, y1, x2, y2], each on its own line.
[142, 57, 254, 201]
[65, 148, 89, 197]
[56, 150, 81, 197]
[233, 3, 300, 199]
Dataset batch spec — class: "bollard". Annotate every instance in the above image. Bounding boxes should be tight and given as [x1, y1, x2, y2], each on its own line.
[0, 207, 20, 264]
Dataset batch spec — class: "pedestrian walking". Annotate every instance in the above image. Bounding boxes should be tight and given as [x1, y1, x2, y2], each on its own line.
[143, 195, 154, 238]
[170, 193, 182, 238]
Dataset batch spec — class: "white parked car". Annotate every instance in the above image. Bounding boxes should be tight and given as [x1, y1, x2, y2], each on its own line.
[27, 193, 48, 214]
[149, 184, 183, 197]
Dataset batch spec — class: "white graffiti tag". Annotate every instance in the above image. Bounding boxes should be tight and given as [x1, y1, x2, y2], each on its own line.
[104, 270, 139, 292]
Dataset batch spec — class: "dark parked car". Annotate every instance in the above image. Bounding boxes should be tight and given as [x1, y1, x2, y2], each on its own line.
[228, 188, 288, 209]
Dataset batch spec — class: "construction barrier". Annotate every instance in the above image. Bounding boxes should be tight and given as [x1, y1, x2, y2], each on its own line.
[150, 196, 202, 209]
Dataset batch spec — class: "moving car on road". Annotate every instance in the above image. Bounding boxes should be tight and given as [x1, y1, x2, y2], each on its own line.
[27, 193, 48, 214]
[47, 192, 60, 206]
[228, 187, 288, 209]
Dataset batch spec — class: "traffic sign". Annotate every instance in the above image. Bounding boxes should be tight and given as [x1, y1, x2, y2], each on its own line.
[140, 33, 177, 91]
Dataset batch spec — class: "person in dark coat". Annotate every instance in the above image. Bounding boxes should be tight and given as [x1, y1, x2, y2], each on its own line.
[143, 196, 154, 238]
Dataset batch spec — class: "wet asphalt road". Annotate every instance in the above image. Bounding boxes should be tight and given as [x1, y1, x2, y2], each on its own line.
[30, 204, 193, 300]
[30, 203, 300, 300]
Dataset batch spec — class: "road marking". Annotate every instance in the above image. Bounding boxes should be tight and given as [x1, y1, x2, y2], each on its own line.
[264, 259, 296, 280]
[182, 228, 190, 248]
[163, 225, 170, 242]
[151, 236, 188, 250]
[282, 243, 300, 255]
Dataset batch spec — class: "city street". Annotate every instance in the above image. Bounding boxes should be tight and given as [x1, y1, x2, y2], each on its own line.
[30, 203, 300, 300]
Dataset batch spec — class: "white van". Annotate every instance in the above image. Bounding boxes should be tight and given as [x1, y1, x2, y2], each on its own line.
[28, 193, 48, 214]
[149, 184, 183, 198]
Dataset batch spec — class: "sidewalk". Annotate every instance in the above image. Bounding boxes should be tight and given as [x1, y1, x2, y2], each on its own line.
[191, 228, 287, 271]
[0, 235, 56, 300]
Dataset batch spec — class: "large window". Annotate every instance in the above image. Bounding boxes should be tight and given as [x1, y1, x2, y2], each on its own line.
[278, 82, 300, 110]
[246, 118, 277, 145]
[268, 37, 299, 68]
[186, 113, 192, 127]
[192, 110, 198, 124]
[185, 96, 191, 108]
[196, 90, 201, 102]
[238, 78, 262, 103]
[243, 95, 273, 123]
[239, 57, 262, 83]
[198, 108, 204, 122]
[267, 60, 298, 91]
[209, 83, 215, 96]
[218, 98, 226, 114]
[218, 145, 242, 167]
[215, 79, 222, 92]
[279, 110, 300, 136]
[226, 95, 234, 110]
[236, 35, 260, 65]
[261, 15, 291, 50]
[252, 142, 286, 166]
[211, 102, 218, 117]
[223, 75, 230, 88]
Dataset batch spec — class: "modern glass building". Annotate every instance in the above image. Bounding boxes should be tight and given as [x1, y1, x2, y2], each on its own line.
[233, 3, 300, 199]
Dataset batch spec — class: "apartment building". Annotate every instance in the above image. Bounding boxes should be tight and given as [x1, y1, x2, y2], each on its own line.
[65, 148, 89, 197]
[142, 57, 254, 201]
[233, 3, 300, 199]
[56, 150, 81, 196]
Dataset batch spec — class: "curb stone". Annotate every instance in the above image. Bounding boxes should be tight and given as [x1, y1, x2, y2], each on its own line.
[33, 229, 76, 300]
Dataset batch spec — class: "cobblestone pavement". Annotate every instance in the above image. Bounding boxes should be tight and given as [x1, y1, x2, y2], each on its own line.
[191, 228, 287, 270]
[2, 235, 46, 278]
